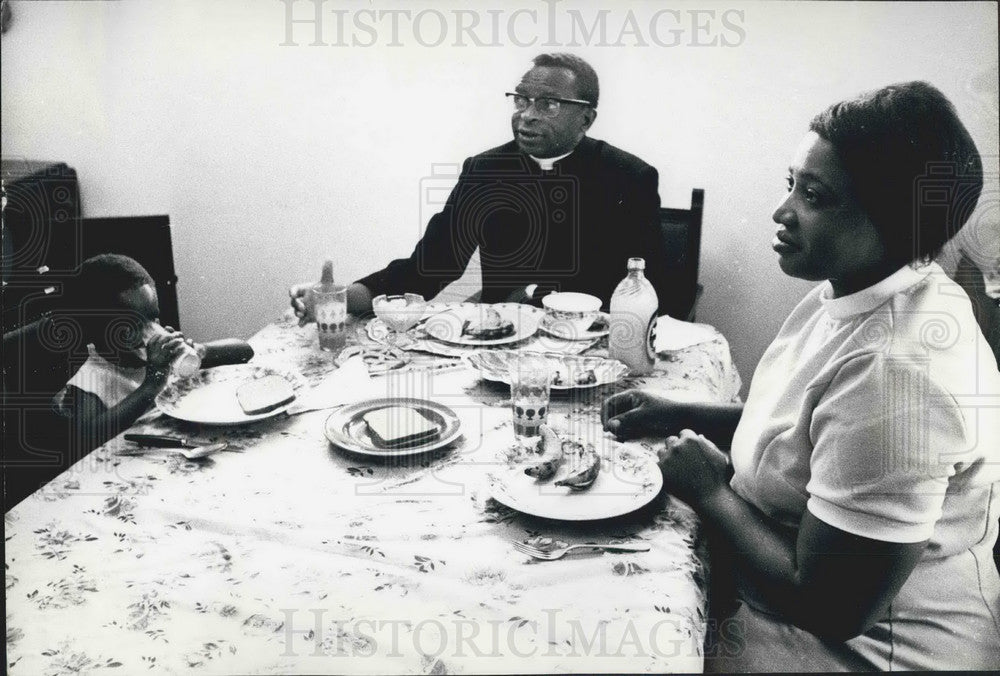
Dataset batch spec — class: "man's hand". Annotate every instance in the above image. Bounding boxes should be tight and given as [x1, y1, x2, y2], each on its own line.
[289, 282, 374, 322]
[601, 389, 687, 439]
[657, 429, 730, 508]
[289, 283, 315, 326]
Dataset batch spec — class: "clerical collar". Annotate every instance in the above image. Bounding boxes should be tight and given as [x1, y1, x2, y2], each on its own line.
[529, 150, 573, 171]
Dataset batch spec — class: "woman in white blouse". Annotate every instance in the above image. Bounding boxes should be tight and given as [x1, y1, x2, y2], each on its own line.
[603, 81, 999, 670]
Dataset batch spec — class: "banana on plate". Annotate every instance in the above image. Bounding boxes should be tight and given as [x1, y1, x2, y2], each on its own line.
[554, 443, 601, 490]
[524, 425, 564, 479]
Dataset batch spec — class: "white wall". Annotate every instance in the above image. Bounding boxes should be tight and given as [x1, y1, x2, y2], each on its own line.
[3, 0, 997, 394]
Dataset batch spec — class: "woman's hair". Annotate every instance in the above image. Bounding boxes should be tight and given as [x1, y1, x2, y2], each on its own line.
[809, 81, 982, 264]
[532, 53, 600, 108]
[67, 253, 154, 311]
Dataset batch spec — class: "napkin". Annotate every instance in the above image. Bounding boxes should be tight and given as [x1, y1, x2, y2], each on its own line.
[287, 356, 380, 414]
[654, 315, 720, 352]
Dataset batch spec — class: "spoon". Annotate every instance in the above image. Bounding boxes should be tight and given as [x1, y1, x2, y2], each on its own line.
[118, 439, 229, 460]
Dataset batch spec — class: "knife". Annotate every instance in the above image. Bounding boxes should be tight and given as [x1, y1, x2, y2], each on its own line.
[123, 433, 242, 452]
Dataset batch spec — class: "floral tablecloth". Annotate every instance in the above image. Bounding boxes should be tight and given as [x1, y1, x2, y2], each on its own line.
[5, 311, 741, 675]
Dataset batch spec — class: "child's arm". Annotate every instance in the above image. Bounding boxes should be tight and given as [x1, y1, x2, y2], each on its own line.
[197, 339, 254, 368]
[64, 330, 186, 452]
[63, 370, 170, 451]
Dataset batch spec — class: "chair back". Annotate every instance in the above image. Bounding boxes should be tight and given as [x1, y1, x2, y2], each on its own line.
[77, 216, 180, 329]
[953, 254, 1000, 368]
[659, 188, 704, 321]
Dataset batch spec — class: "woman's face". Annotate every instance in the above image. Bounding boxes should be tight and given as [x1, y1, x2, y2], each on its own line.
[772, 132, 890, 297]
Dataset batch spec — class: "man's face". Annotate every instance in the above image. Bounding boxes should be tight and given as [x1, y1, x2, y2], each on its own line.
[511, 66, 596, 159]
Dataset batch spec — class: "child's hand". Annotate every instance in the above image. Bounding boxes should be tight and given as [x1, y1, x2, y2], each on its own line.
[192, 341, 208, 360]
[145, 326, 187, 375]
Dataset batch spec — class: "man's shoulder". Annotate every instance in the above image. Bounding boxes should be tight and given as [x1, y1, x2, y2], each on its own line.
[475, 140, 521, 158]
[462, 141, 535, 174]
[581, 137, 656, 175]
[458, 138, 656, 177]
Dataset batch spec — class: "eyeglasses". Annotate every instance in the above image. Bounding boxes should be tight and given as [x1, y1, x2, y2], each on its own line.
[505, 92, 592, 118]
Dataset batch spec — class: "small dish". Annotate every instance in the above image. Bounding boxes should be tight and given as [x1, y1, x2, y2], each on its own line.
[542, 292, 602, 336]
[462, 350, 627, 390]
[539, 312, 610, 341]
[324, 398, 462, 457]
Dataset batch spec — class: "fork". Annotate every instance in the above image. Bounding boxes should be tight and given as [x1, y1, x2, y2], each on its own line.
[512, 540, 650, 560]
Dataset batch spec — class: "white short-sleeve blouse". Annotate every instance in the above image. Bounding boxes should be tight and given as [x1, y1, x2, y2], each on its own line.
[727, 262, 1000, 670]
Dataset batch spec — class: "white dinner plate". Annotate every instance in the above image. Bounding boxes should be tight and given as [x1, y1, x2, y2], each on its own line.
[461, 350, 627, 390]
[324, 397, 462, 457]
[155, 364, 308, 425]
[487, 434, 662, 521]
[539, 312, 611, 341]
[422, 303, 543, 346]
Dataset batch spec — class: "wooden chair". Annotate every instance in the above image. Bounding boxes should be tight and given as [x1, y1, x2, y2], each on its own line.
[660, 188, 705, 322]
[76, 216, 181, 329]
[952, 254, 1000, 368]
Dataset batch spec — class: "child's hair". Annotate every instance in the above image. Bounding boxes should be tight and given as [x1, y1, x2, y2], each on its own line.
[67, 254, 154, 311]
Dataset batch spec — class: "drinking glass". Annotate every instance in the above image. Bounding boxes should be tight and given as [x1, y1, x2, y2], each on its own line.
[508, 353, 552, 441]
[314, 285, 348, 352]
[372, 294, 427, 347]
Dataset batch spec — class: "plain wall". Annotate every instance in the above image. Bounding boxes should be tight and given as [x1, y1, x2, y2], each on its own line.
[3, 0, 997, 395]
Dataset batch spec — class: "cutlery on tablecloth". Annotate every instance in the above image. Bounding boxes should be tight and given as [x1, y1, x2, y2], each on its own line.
[123, 433, 239, 453]
[118, 440, 229, 460]
[512, 540, 651, 560]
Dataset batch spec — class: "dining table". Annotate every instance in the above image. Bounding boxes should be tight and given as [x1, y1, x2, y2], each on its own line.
[5, 303, 741, 675]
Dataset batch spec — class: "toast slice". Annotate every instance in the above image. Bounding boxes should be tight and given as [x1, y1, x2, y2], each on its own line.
[363, 406, 441, 448]
[236, 375, 296, 415]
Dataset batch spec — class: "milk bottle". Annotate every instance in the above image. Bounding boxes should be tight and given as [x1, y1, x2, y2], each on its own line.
[609, 257, 658, 375]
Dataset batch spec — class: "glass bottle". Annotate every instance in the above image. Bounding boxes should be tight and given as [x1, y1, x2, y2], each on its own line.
[609, 257, 658, 375]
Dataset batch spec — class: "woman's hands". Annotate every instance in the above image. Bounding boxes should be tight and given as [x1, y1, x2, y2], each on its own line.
[603, 389, 745, 449]
[601, 389, 688, 439]
[602, 389, 737, 507]
[657, 430, 731, 508]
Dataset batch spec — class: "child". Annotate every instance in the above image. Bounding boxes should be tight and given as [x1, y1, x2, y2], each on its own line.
[54, 253, 253, 450]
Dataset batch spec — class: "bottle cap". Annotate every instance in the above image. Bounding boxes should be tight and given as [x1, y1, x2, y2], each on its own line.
[627, 257, 646, 271]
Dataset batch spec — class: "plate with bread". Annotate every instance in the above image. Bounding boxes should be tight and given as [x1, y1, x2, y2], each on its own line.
[487, 425, 662, 521]
[421, 303, 543, 346]
[324, 397, 462, 457]
[156, 364, 308, 425]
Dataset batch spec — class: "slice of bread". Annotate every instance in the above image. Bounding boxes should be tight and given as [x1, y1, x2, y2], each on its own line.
[236, 375, 296, 415]
[363, 406, 441, 448]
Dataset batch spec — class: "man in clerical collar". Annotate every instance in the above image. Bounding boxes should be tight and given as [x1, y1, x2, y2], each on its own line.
[293, 53, 681, 318]
[509, 54, 598, 170]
